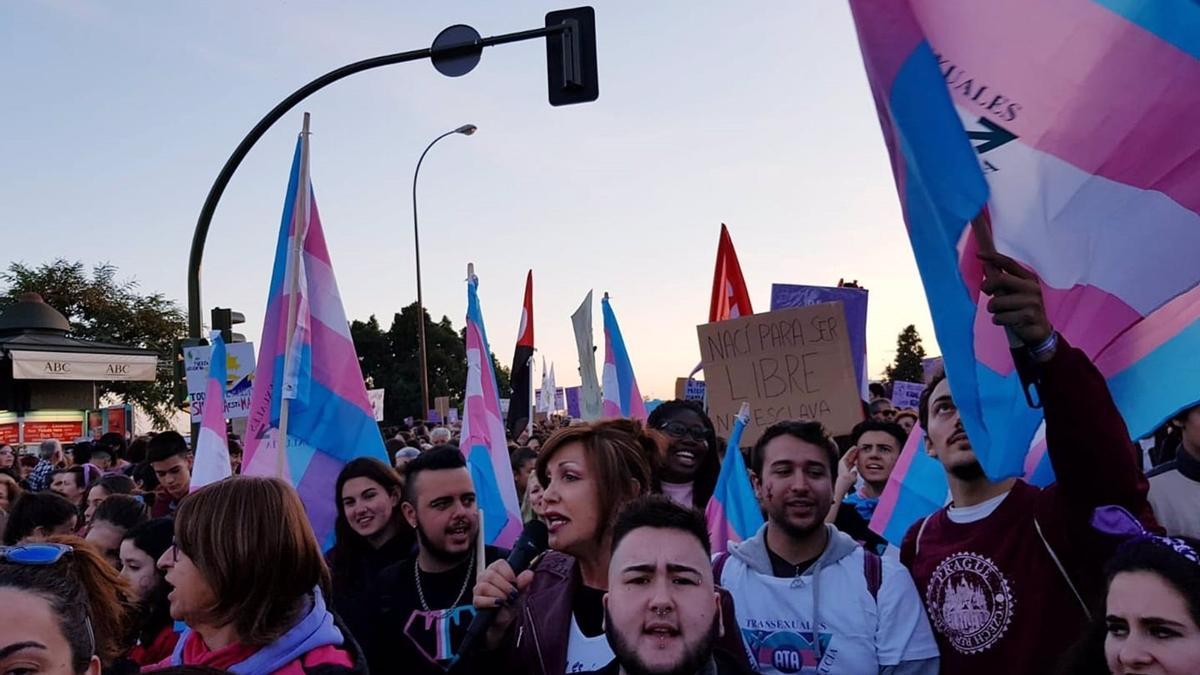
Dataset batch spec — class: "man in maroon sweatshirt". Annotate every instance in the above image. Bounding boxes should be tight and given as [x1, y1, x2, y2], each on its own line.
[900, 251, 1153, 675]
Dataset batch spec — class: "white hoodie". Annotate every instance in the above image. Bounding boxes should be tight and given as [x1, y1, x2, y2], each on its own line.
[718, 523, 939, 675]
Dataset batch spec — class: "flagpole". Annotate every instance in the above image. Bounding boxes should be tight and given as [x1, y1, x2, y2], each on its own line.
[277, 112, 312, 480]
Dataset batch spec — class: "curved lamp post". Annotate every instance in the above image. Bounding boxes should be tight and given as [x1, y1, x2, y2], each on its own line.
[412, 124, 477, 418]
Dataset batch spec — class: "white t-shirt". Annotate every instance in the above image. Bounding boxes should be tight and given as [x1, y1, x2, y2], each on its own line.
[946, 490, 1011, 524]
[565, 612, 613, 674]
[661, 480, 694, 508]
[720, 548, 939, 674]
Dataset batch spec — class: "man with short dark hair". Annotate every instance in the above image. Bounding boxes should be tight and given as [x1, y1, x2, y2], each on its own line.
[588, 496, 751, 675]
[827, 420, 907, 555]
[717, 421, 938, 674]
[365, 446, 506, 675]
[900, 252, 1153, 675]
[146, 431, 192, 517]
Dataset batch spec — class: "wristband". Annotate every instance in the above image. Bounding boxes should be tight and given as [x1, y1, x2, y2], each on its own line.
[1028, 331, 1058, 360]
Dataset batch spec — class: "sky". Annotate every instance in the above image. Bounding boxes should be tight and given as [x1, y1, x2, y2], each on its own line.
[1, 1, 938, 400]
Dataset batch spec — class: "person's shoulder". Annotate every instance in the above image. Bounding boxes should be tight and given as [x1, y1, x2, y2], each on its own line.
[289, 643, 360, 675]
[533, 549, 576, 578]
[1146, 460, 1179, 480]
[372, 556, 413, 589]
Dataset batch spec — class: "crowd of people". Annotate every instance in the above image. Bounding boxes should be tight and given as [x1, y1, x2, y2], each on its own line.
[2, 265, 1200, 675]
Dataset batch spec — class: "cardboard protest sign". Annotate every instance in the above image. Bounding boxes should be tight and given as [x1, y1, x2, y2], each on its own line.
[697, 302, 863, 445]
[891, 380, 924, 410]
[771, 285, 869, 398]
[434, 396, 451, 422]
[674, 378, 707, 402]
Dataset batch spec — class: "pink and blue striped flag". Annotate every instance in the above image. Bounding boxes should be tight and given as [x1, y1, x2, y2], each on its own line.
[848, 0, 1200, 488]
[461, 268, 523, 548]
[243, 128, 389, 548]
[601, 294, 648, 421]
[191, 331, 232, 492]
[705, 402, 763, 554]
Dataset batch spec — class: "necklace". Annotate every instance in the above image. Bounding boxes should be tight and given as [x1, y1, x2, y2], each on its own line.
[414, 551, 476, 615]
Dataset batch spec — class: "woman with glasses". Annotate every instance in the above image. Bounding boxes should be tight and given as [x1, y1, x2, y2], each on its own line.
[0, 535, 135, 675]
[0, 444, 17, 481]
[474, 419, 655, 675]
[646, 400, 720, 511]
[152, 476, 366, 674]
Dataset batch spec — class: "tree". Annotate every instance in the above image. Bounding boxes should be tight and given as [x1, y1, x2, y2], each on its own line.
[0, 260, 186, 427]
[350, 302, 510, 423]
[884, 324, 927, 384]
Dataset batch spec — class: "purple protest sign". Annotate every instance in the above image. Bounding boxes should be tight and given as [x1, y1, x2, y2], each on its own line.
[771, 284, 869, 398]
[427, 409, 442, 424]
[565, 386, 581, 418]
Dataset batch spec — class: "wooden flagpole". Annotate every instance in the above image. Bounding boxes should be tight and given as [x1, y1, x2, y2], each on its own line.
[277, 112, 312, 480]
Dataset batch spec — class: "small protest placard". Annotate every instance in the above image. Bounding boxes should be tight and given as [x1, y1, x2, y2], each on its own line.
[697, 302, 863, 445]
[891, 380, 924, 410]
[367, 388, 385, 422]
[674, 378, 707, 402]
[184, 342, 258, 422]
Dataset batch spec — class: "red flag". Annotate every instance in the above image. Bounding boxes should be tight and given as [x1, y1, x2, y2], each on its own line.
[709, 224, 753, 321]
[507, 271, 534, 436]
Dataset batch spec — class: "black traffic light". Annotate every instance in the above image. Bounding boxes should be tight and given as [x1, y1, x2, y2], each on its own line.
[546, 7, 598, 106]
[211, 307, 246, 344]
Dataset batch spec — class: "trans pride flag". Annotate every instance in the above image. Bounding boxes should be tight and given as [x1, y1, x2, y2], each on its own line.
[461, 268, 523, 548]
[243, 125, 389, 548]
[191, 331, 232, 492]
[849, 0, 1200, 485]
[601, 294, 648, 421]
[705, 402, 763, 554]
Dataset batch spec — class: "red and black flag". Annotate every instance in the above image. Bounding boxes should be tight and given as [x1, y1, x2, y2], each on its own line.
[506, 270, 534, 437]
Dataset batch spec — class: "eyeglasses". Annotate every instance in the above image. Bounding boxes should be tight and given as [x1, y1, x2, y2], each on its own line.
[658, 421, 708, 442]
[0, 543, 73, 565]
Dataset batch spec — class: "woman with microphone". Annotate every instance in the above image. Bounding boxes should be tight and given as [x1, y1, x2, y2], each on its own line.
[473, 419, 655, 675]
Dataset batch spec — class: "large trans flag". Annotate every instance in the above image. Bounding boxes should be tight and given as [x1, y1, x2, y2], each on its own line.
[848, 0, 1200, 489]
[243, 124, 389, 548]
[461, 268, 523, 548]
[705, 402, 763, 554]
[601, 294, 648, 421]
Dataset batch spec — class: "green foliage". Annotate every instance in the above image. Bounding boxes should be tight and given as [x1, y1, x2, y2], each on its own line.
[0, 260, 186, 428]
[884, 324, 927, 384]
[351, 302, 510, 423]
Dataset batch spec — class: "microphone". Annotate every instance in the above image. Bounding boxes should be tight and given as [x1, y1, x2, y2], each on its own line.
[458, 520, 549, 657]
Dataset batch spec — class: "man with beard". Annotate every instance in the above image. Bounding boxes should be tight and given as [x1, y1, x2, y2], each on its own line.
[900, 252, 1154, 675]
[365, 446, 506, 675]
[587, 496, 750, 675]
[716, 421, 938, 674]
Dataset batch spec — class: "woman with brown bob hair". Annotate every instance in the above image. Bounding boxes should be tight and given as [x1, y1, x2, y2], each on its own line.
[149, 477, 366, 674]
[474, 418, 656, 675]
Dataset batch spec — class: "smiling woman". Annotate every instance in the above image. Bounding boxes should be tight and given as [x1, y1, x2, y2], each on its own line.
[326, 457, 416, 644]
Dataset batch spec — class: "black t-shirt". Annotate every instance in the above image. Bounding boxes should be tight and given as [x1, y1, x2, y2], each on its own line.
[572, 583, 607, 637]
[364, 546, 506, 675]
[765, 541, 819, 579]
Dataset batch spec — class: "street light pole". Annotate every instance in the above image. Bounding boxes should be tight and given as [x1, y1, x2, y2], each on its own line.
[412, 124, 477, 418]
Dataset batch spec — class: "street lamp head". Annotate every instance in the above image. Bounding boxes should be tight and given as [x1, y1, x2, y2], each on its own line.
[455, 124, 478, 136]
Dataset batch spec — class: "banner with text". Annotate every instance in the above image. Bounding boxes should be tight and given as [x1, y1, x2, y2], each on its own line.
[891, 380, 924, 410]
[770, 284, 869, 399]
[697, 302, 863, 445]
[184, 342, 257, 422]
